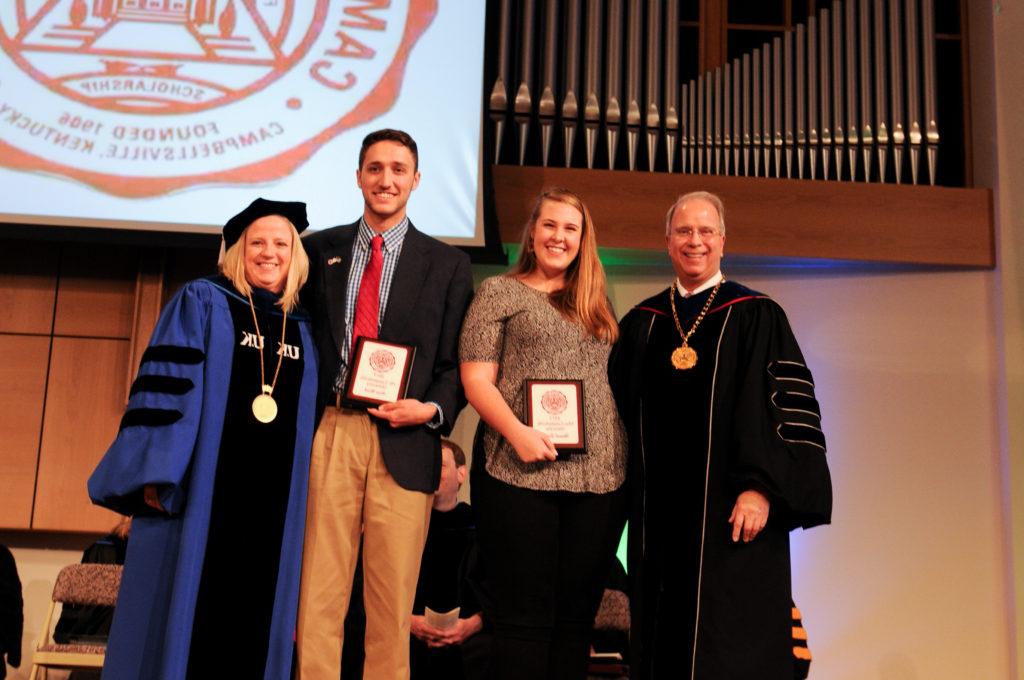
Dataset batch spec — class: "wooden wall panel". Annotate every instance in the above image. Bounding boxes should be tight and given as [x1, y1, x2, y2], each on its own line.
[0, 335, 50, 529]
[493, 166, 995, 267]
[54, 245, 138, 338]
[127, 252, 165, 395]
[163, 248, 217, 307]
[33, 337, 128, 532]
[0, 240, 57, 334]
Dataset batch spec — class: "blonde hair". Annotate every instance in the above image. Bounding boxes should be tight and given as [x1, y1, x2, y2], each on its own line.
[509, 188, 618, 343]
[220, 220, 309, 313]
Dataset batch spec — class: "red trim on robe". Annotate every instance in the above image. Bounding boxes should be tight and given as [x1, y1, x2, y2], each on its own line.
[637, 294, 767, 319]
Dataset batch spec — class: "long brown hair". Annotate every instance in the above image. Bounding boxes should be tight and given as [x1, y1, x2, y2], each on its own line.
[509, 188, 618, 343]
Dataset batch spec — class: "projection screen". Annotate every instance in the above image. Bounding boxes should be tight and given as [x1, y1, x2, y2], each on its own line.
[0, 0, 487, 245]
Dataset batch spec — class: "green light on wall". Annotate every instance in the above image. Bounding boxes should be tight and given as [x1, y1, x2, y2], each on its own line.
[617, 523, 627, 572]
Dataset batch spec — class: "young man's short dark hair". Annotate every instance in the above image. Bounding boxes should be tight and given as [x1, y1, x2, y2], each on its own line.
[440, 438, 467, 468]
[358, 128, 419, 170]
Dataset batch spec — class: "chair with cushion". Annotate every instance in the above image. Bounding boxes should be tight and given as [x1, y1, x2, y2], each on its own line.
[29, 563, 122, 680]
[588, 588, 630, 678]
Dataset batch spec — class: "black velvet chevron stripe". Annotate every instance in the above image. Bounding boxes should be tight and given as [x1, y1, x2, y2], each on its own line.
[767, 361, 814, 385]
[778, 423, 826, 450]
[771, 391, 822, 419]
[129, 375, 195, 398]
[119, 408, 183, 431]
[140, 345, 205, 365]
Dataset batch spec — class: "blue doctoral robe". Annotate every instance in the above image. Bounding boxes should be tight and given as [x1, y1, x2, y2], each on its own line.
[88, 277, 318, 680]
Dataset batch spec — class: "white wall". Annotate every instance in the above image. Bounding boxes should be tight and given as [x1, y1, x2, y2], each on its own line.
[990, 1, 1024, 675]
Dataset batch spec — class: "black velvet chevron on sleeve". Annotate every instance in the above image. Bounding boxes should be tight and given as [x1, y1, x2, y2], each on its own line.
[777, 422, 827, 450]
[119, 408, 184, 431]
[770, 391, 821, 418]
[140, 345, 205, 365]
[768, 360, 826, 452]
[766, 359, 814, 386]
[129, 375, 195, 398]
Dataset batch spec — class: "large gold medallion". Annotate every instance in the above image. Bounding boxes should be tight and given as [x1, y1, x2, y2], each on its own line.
[252, 386, 278, 423]
[671, 345, 698, 370]
[246, 293, 288, 425]
[668, 278, 724, 371]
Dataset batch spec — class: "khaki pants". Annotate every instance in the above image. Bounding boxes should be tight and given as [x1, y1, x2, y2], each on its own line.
[296, 407, 432, 680]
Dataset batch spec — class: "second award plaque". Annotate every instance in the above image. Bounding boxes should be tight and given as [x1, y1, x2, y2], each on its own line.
[343, 337, 416, 407]
[524, 379, 586, 452]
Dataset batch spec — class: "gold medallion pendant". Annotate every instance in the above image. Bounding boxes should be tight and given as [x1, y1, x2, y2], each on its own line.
[669, 278, 724, 371]
[671, 345, 698, 370]
[252, 385, 278, 423]
[247, 293, 288, 424]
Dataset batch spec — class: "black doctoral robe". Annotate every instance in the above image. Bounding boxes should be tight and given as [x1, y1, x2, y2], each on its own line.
[609, 281, 832, 680]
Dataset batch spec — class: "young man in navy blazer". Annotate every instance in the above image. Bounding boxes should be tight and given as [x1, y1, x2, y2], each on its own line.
[296, 129, 474, 679]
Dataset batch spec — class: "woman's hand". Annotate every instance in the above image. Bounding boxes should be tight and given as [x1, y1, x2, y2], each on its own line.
[142, 484, 166, 513]
[461, 361, 557, 464]
[508, 423, 558, 463]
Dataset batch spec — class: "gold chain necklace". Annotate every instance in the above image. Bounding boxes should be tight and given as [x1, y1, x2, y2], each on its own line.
[247, 293, 288, 423]
[668, 278, 724, 370]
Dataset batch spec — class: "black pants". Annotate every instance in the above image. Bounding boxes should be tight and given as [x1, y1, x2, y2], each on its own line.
[471, 464, 626, 680]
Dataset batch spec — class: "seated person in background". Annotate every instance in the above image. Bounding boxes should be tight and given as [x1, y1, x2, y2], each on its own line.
[54, 517, 131, 645]
[409, 439, 483, 679]
[0, 544, 22, 680]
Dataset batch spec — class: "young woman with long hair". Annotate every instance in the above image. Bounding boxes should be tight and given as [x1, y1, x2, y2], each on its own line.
[460, 188, 627, 680]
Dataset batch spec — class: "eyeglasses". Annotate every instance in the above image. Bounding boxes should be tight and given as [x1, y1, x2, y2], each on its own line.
[671, 226, 720, 240]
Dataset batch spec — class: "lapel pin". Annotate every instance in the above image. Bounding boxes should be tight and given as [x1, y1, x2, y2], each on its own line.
[327, 256, 342, 266]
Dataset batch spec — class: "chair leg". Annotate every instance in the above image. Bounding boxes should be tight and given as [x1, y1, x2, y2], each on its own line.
[28, 664, 37, 680]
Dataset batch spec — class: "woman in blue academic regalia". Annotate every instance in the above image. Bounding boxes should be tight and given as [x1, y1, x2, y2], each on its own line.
[88, 198, 318, 680]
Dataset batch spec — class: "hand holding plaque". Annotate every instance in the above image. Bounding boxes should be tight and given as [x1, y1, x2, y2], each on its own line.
[524, 379, 586, 452]
[343, 337, 416, 407]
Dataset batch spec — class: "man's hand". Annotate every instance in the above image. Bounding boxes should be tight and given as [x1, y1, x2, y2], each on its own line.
[728, 489, 770, 542]
[410, 615, 446, 644]
[429, 614, 484, 647]
[368, 399, 437, 427]
[412, 614, 484, 648]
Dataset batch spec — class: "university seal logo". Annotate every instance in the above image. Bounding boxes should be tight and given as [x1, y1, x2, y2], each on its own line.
[540, 390, 568, 416]
[0, 0, 436, 196]
[369, 348, 395, 373]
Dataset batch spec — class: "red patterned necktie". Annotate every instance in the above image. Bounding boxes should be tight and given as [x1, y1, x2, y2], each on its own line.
[352, 234, 383, 355]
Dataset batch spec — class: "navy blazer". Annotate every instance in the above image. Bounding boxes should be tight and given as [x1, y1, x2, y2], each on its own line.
[302, 221, 474, 492]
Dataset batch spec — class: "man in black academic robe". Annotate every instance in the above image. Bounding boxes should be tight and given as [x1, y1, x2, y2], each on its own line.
[609, 191, 832, 680]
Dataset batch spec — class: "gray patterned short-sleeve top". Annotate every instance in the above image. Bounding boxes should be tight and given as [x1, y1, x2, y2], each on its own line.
[459, 275, 627, 493]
